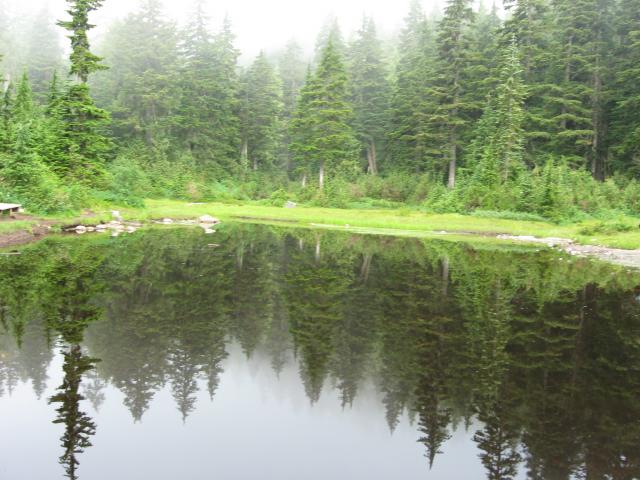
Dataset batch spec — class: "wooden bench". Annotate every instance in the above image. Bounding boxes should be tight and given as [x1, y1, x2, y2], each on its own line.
[0, 204, 22, 217]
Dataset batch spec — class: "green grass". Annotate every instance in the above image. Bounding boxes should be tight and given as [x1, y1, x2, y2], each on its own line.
[9, 199, 640, 250]
[0, 220, 39, 235]
[109, 199, 640, 249]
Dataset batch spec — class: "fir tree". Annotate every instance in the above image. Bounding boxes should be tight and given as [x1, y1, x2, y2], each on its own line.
[387, 1, 440, 173]
[57, 0, 111, 184]
[547, 0, 600, 167]
[239, 52, 283, 172]
[57, 0, 107, 84]
[278, 40, 307, 172]
[434, 0, 475, 188]
[290, 39, 359, 189]
[501, 0, 555, 165]
[26, 5, 63, 98]
[348, 16, 391, 174]
[610, 0, 640, 175]
[94, 0, 179, 149]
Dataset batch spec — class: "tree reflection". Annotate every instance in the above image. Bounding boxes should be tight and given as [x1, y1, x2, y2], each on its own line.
[0, 226, 640, 479]
[49, 345, 97, 480]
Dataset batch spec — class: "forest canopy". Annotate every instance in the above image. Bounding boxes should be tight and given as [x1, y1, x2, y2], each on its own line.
[0, 0, 639, 221]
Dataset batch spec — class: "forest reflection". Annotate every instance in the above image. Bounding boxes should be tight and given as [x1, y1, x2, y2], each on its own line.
[1, 224, 640, 479]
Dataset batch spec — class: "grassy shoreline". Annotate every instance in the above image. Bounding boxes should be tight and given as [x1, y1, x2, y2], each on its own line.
[121, 200, 640, 250]
[3, 199, 640, 250]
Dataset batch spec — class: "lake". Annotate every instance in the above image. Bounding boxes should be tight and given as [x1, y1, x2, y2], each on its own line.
[1, 224, 639, 480]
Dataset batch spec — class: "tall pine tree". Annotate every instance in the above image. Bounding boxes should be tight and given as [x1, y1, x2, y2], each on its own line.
[290, 39, 359, 189]
[239, 52, 283, 173]
[57, 0, 111, 183]
[434, 0, 475, 188]
[348, 16, 391, 175]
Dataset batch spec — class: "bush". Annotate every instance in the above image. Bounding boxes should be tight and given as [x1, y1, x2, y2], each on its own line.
[106, 156, 150, 206]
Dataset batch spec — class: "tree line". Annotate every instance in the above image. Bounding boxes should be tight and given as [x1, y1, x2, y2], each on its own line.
[0, 0, 639, 218]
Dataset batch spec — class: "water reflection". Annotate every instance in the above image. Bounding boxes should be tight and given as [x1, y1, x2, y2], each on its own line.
[1, 225, 640, 479]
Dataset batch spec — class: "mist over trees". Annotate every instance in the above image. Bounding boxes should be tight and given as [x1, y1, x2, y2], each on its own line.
[1, 0, 640, 219]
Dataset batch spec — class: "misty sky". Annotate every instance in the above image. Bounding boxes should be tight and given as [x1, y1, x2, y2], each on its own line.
[3, 0, 445, 58]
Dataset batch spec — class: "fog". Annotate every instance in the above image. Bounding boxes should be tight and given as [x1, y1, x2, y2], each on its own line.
[2, 0, 445, 58]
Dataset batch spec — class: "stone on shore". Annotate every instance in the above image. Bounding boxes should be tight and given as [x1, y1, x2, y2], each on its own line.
[199, 215, 220, 225]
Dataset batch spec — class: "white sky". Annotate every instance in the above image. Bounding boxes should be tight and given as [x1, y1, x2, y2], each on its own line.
[4, 0, 445, 59]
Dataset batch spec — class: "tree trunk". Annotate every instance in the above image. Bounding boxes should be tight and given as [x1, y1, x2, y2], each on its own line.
[319, 161, 325, 190]
[241, 140, 248, 170]
[302, 173, 307, 188]
[441, 257, 450, 296]
[360, 253, 373, 283]
[367, 140, 378, 175]
[447, 140, 457, 189]
[315, 237, 321, 262]
[590, 23, 606, 182]
[561, 36, 573, 131]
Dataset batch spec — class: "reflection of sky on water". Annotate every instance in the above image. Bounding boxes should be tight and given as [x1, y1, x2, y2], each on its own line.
[0, 342, 492, 480]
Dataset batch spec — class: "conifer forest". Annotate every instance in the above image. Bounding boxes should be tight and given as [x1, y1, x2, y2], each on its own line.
[0, 0, 639, 221]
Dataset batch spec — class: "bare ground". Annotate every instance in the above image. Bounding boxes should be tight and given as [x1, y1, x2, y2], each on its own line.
[496, 235, 640, 268]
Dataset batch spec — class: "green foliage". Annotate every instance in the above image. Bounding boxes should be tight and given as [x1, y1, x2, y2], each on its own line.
[57, 0, 107, 83]
[347, 16, 391, 174]
[239, 52, 283, 172]
[1, 0, 640, 219]
[290, 39, 360, 188]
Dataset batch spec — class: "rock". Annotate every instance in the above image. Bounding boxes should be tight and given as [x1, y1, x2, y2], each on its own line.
[199, 215, 220, 224]
[126, 226, 137, 233]
[112, 210, 123, 221]
[96, 224, 108, 231]
[87, 227, 96, 232]
[162, 218, 174, 224]
[75, 225, 87, 234]
[285, 201, 297, 209]
[200, 224, 216, 234]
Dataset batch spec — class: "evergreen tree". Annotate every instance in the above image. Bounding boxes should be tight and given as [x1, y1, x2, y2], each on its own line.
[546, 0, 607, 171]
[94, 0, 179, 149]
[0, 83, 11, 153]
[178, 2, 241, 174]
[387, 1, 440, 173]
[207, 16, 242, 174]
[56, 0, 111, 184]
[484, 39, 527, 180]
[13, 72, 35, 126]
[57, 0, 107, 84]
[239, 52, 283, 172]
[290, 39, 359, 189]
[26, 6, 63, 98]
[610, 0, 640, 176]
[277, 39, 307, 172]
[348, 16, 391, 174]
[501, 0, 556, 165]
[464, 40, 526, 209]
[434, 0, 475, 188]
[314, 15, 345, 65]
[465, 3, 502, 121]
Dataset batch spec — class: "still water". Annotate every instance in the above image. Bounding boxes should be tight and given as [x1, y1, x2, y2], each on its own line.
[1, 224, 639, 480]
